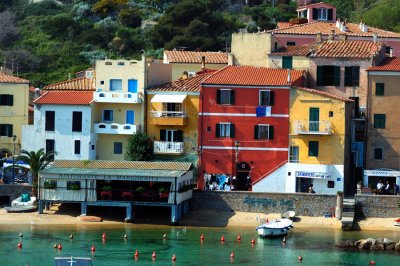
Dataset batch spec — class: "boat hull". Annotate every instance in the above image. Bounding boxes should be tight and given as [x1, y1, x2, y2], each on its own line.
[5, 206, 37, 213]
[257, 227, 290, 237]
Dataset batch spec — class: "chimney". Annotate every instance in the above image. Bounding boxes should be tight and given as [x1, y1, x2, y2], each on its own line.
[201, 56, 206, 70]
[315, 32, 322, 43]
[338, 33, 347, 41]
[182, 71, 188, 80]
[359, 20, 369, 32]
[390, 47, 393, 57]
[336, 18, 341, 29]
[328, 29, 335, 41]
[372, 33, 378, 43]
[340, 20, 347, 32]
[287, 69, 291, 84]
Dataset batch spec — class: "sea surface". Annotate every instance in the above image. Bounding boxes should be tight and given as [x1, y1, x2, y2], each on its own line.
[0, 224, 399, 266]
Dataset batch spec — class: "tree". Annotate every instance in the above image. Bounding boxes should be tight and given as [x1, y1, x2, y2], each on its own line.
[0, 11, 20, 47]
[17, 149, 56, 196]
[125, 132, 154, 161]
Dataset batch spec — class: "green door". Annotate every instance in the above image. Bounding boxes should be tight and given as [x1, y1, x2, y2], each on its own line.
[309, 108, 319, 132]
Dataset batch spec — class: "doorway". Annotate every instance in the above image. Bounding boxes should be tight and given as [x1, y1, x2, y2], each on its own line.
[236, 162, 250, 191]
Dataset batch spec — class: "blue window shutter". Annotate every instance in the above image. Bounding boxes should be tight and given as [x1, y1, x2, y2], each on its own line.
[126, 110, 134, 124]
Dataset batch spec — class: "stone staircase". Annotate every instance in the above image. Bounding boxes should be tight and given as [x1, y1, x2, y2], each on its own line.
[341, 197, 355, 231]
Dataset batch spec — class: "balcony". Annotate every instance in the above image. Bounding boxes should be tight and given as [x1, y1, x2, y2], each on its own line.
[294, 120, 332, 135]
[94, 91, 141, 103]
[154, 141, 184, 154]
[150, 111, 187, 126]
[94, 123, 139, 135]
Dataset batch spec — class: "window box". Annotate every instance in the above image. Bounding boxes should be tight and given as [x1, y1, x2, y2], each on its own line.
[43, 180, 57, 189]
[67, 181, 81, 190]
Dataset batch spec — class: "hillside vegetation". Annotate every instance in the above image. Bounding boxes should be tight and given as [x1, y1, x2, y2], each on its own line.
[0, 0, 399, 87]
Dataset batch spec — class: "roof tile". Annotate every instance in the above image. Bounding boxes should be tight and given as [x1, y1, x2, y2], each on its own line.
[368, 57, 400, 71]
[313, 40, 382, 58]
[34, 91, 93, 105]
[270, 43, 317, 56]
[0, 73, 29, 84]
[164, 51, 228, 64]
[294, 87, 353, 102]
[43, 77, 95, 91]
[202, 65, 304, 86]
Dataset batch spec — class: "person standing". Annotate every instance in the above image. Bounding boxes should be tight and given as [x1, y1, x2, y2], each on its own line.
[308, 184, 315, 193]
[377, 180, 384, 194]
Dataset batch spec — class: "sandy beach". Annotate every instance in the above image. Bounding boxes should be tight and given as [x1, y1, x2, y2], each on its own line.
[1, 204, 399, 232]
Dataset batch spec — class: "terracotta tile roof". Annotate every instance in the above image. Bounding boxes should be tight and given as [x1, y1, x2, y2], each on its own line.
[276, 22, 292, 29]
[52, 160, 192, 171]
[0, 73, 29, 84]
[270, 43, 317, 56]
[147, 70, 215, 93]
[294, 87, 353, 102]
[268, 21, 400, 38]
[313, 40, 383, 58]
[43, 77, 95, 91]
[34, 91, 93, 105]
[368, 57, 400, 71]
[202, 66, 304, 86]
[164, 51, 228, 64]
[29, 86, 36, 92]
[297, 2, 335, 10]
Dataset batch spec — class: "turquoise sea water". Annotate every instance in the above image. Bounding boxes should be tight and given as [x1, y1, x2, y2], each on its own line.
[0, 224, 399, 266]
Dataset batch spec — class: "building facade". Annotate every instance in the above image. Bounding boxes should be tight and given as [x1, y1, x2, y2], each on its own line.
[198, 66, 304, 191]
[0, 73, 29, 158]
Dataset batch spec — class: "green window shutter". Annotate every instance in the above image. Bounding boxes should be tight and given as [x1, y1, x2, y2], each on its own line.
[176, 130, 183, 142]
[327, 9, 333, 20]
[376, 83, 384, 96]
[230, 90, 235, 105]
[216, 123, 220, 138]
[312, 8, 318, 20]
[282, 56, 293, 69]
[268, 126, 274, 140]
[254, 125, 259, 139]
[352, 66, 360, 86]
[230, 124, 235, 138]
[269, 91, 274, 105]
[316, 66, 324, 86]
[334, 66, 340, 86]
[373, 114, 386, 129]
[7, 95, 13, 106]
[6, 124, 13, 137]
[344, 67, 352, 86]
[160, 129, 166, 141]
[308, 141, 319, 156]
[216, 90, 221, 104]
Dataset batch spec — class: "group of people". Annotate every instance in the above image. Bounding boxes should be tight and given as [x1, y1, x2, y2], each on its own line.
[205, 173, 235, 191]
[376, 180, 400, 195]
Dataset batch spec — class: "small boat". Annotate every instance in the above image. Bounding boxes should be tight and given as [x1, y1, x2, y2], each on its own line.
[256, 218, 293, 237]
[4, 205, 37, 213]
[78, 215, 103, 222]
[394, 218, 400, 226]
[54, 256, 92, 266]
[281, 210, 296, 219]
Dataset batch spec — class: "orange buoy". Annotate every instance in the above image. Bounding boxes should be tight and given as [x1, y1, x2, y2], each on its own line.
[91, 245, 96, 252]
[230, 251, 235, 259]
[57, 244, 62, 250]
[134, 250, 139, 259]
[298, 256, 303, 261]
[53, 244, 57, 248]
[17, 242, 22, 248]
[200, 233, 204, 241]
[251, 239, 256, 245]
[172, 254, 176, 262]
[237, 235, 241, 242]
[152, 251, 156, 259]
[220, 235, 225, 242]
[369, 261, 376, 265]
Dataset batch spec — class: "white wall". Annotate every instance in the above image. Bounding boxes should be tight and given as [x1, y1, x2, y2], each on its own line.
[253, 162, 344, 194]
[22, 104, 96, 160]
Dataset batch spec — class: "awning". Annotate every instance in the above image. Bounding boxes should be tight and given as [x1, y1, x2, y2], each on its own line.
[151, 94, 187, 103]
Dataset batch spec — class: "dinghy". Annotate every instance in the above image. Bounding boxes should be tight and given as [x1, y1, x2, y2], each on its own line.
[394, 218, 400, 226]
[256, 218, 293, 237]
[281, 210, 296, 219]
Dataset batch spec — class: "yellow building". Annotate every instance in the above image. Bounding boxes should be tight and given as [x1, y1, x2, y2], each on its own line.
[146, 71, 214, 163]
[0, 73, 29, 158]
[288, 87, 352, 194]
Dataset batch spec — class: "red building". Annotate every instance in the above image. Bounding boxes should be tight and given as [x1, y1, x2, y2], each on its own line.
[198, 66, 304, 190]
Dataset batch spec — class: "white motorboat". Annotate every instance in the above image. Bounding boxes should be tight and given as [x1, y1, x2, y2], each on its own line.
[281, 210, 296, 219]
[54, 256, 92, 266]
[256, 218, 293, 237]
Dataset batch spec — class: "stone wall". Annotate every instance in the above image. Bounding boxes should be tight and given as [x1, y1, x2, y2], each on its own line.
[0, 184, 32, 203]
[191, 191, 337, 217]
[355, 195, 400, 218]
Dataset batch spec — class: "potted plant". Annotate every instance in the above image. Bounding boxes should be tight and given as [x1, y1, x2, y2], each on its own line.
[102, 185, 112, 191]
[159, 187, 169, 199]
[357, 181, 363, 189]
[43, 180, 57, 189]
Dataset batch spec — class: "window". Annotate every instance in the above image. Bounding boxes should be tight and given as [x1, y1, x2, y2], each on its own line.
[376, 83, 384, 96]
[91, 145, 95, 150]
[160, 129, 183, 142]
[259, 90, 274, 106]
[274, 42, 278, 50]
[46, 139, 55, 161]
[67, 181, 81, 190]
[100, 80, 104, 85]
[110, 79, 122, 91]
[117, 62, 125, 66]
[317, 66, 340, 86]
[286, 42, 296, 46]
[289, 146, 299, 163]
[373, 114, 386, 129]
[254, 125, 274, 140]
[74, 140, 80, 154]
[45, 111, 55, 131]
[329, 111, 333, 117]
[72, 112, 82, 132]
[207, 126, 211, 132]
[282, 56, 293, 69]
[374, 148, 383, 160]
[0, 94, 13, 106]
[344, 66, 360, 86]
[103, 110, 113, 122]
[308, 141, 319, 157]
[385, 46, 392, 54]
[0, 124, 13, 137]
[114, 142, 123, 154]
[313, 8, 333, 21]
[216, 123, 234, 138]
[216, 89, 234, 105]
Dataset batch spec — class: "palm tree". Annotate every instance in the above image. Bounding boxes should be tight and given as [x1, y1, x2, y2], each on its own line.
[17, 149, 56, 196]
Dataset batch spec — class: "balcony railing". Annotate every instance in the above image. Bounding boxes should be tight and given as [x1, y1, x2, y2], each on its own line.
[94, 123, 138, 135]
[94, 91, 141, 103]
[150, 111, 187, 126]
[294, 120, 332, 135]
[154, 141, 184, 154]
